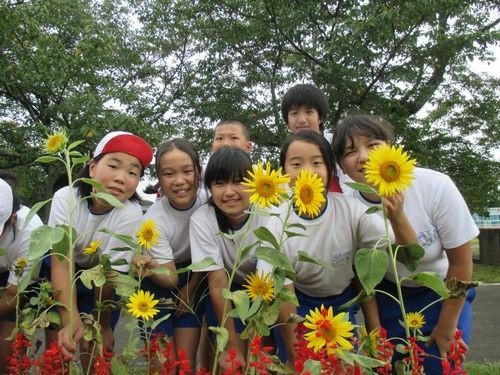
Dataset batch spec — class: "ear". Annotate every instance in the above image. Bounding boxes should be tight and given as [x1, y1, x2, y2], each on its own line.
[246, 141, 253, 153]
[88, 159, 96, 178]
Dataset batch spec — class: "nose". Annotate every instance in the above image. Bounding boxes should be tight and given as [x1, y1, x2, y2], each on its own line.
[358, 147, 370, 163]
[114, 170, 126, 184]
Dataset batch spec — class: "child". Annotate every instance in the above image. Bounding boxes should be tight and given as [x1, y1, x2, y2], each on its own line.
[332, 114, 479, 373]
[134, 138, 206, 370]
[48, 131, 153, 370]
[258, 130, 415, 364]
[0, 178, 44, 373]
[281, 83, 345, 192]
[190, 146, 268, 372]
[211, 119, 253, 153]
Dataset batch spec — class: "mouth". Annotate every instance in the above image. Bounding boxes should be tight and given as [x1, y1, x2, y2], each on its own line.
[107, 187, 124, 195]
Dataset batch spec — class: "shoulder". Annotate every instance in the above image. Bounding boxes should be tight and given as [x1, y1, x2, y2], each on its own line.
[16, 206, 43, 229]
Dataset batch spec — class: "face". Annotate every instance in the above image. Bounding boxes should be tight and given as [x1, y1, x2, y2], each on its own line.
[211, 123, 252, 152]
[340, 134, 387, 184]
[210, 179, 250, 228]
[284, 140, 329, 188]
[287, 106, 322, 134]
[158, 148, 198, 210]
[89, 152, 141, 211]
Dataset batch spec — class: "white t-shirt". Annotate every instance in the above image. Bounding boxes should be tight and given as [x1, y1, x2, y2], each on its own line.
[144, 194, 206, 265]
[190, 203, 269, 285]
[348, 167, 479, 279]
[0, 206, 43, 285]
[258, 193, 392, 297]
[48, 186, 143, 272]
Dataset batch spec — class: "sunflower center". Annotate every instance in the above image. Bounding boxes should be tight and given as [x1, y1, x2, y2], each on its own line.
[47, 136, 63, 150]
[252, 281, 270, 296]
[257, 179, 274, 197]
[138, 302, 150, 312]
[299, 185, 314, 204]
[317, 319, 336, 341]
[379, 162, 401, 182]
[143, 229, 154, 241]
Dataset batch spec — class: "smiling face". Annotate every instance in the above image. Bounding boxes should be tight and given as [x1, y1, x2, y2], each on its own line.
[209, 179, 250, 228]
[283, 140, 329, 189]
[339, 134, 387, 184]
[89, 152, 142, 212]
[158, 148, 199, 210]
[287, 106, 322, 134]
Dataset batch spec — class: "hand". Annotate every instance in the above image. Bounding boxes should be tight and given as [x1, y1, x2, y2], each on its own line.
[57, 318, 85, 361]
[381, 192, 405, 222]
[429, 325, 468, 360]
[101, 325, 115, 353]
[218, 347, 246, 373]
[131, 255, 158, 278]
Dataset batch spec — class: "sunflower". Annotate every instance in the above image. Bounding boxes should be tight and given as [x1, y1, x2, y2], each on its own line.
[292, 169, 326, 218]
[359, 325, 381, 357]
[14, 256, 29, 277]
[83, 240, 102, 256]
[406, 311, 425, 330]
[364, 144, 416, 197]
[126, 289, 160, 320]
[242, 162, 290, 209]
[136, 219, 159, 251]
[243, 271, 275, 303]
[303, 304, 354, 353]
[44, 129, 69, 154]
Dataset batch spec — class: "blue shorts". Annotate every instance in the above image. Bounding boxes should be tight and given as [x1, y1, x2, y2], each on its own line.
[376, 278, 476, 375]
[273, 285, 360, 362]
[139, 264, 206, 337]
[41, 262, 121, 330]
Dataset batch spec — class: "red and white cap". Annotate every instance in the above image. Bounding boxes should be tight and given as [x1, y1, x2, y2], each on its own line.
[0, 178, 13, 236]
[93, 131, 153, 170]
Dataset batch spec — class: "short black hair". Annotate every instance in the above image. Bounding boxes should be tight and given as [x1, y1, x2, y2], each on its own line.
[214, 119, 251, 141]
[332, 114, 395, 162]
[281, 84, 329, 131]
[279, 130, 336, 188]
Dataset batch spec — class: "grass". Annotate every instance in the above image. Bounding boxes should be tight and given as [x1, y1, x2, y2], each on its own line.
[465, 361, 500, 374]
[473, 263, 500, 283]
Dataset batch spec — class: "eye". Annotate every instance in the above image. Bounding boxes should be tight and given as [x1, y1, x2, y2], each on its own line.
[108, 164, 118, 170]
[128, 171, 138, 177]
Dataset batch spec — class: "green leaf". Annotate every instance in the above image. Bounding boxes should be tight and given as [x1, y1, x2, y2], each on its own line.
[209, 326, 228, 354]
[105, 271, 138, 297]
[345, 182, 378, 195]
[255, 247, 295, 274]
[354, 248, 388, 294]
[303, 359, 322, 375]
[364, 206, 382, 215]
[253, 226, 279, 249]
[23, 199, 51, 231]
[0, 248, 5, 256]
[80, 177, 106, 192]
[406, 272, 450, 299]
[185, 257, 216, 271]
[99, 228, 136, 248]
[395, 243, 425, 273]
[29, 225, 65, 260]
[232, 290, 250, 321]
[68, 139, 86, 150]
[90, 192, 125, 208]
[350, 352, 387, 368]
[80, 265, 106, 289]
[297, 251, 335, 271]
[52, 224, 77, 259]
[35, 156, 59, 163]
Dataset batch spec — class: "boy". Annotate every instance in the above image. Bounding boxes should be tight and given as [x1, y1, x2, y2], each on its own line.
[281, 83, 344, 192]
[211, 119, 253, 153]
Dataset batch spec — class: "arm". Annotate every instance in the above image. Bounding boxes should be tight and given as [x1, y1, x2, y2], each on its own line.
[0, 284, 18, 318]
[277, 284, 298, 367]
[207, 269, 246, 372]
[352, 276, 381, 332]
[431, 242, 472, 358]
[382, 192, 417, 245]
[51, 253, 84, 360]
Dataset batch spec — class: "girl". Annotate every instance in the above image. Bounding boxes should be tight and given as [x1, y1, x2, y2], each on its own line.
[189, 146, 268, 372]
[48, 131, 153, 370]
[0, 178, 44, 373]
[134, 138, 206, 370]
[332, 114, 478, 374]
[258, 130, 416, 363]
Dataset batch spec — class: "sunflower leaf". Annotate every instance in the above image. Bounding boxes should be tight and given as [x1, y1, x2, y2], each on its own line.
[297, 251, 335, 271]
[394, 243, 425, 272]
[406, 272, 450, 298]
[253, 227, 279, 249]
[354, 248, 388, 294]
